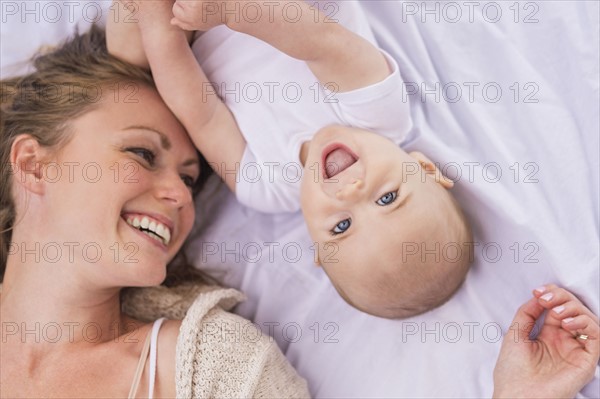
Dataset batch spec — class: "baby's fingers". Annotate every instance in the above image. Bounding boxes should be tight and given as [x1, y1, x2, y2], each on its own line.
[172, 1, 188, 20]
[171, 17, 194, 31]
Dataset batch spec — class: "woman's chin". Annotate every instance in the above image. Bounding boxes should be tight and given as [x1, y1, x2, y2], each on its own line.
[144, 270, 168, 287]
[118, 264, 167, 288]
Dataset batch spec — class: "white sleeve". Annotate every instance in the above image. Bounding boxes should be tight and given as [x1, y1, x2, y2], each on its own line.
[327, 50, 412, 145]
[235, 147, 302, 214]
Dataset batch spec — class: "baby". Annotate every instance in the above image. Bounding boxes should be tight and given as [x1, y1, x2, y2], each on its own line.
[109, 0, 472, 319]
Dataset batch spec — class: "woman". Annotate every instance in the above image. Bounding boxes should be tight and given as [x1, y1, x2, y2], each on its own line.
[0, 26, 598, 398]
[0, 26, 308, 398]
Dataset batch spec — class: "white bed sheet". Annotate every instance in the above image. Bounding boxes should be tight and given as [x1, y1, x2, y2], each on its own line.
[1, 1, 598, 397]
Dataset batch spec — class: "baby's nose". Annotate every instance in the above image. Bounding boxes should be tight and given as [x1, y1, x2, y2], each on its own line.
[335, 179, 364, 201]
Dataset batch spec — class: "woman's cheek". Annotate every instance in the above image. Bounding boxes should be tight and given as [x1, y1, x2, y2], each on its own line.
[180, 205, 195, 238]
[187, 206, 196, 231]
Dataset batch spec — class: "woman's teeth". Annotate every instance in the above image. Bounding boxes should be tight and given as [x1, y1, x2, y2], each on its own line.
[126, 216, 171, 246]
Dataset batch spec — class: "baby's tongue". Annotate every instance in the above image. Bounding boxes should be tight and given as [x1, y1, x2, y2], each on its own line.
[325, 148, 356, 178]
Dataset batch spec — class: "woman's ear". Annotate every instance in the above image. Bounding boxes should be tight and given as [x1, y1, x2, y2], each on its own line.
[10, 135, 49, 195]
[409, 151, 454, 189]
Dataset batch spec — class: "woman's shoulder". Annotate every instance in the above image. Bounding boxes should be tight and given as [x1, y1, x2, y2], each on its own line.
[122, 283, 245, 322]
[175, 286, 268, 379]
[176, 304, 310, 398]
[150, 284, 247, 398]
[154, 318, 182, 398]
[123, 284, 309, 397]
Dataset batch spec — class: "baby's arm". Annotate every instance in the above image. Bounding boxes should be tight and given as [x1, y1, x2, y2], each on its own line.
[172, 0, 411, 146]
[494, 285, 599, 398]
[109, 0, 245, 194]
[106, 0, 148, 68]
[171, 0, 391, 93]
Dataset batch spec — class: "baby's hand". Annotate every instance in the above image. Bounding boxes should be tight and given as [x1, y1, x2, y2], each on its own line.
[171, 0, 231, 31]
[493, 285, 599, 398]
[129, 0, 177, 30]
[115, 0, 174, 23]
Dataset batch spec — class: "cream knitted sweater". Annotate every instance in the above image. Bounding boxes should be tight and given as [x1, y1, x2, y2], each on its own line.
[122, 283, 310, 398]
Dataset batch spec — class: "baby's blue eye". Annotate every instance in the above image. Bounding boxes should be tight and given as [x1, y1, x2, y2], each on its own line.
[376, 191, 398, 206]
[331, 218, 351, 235]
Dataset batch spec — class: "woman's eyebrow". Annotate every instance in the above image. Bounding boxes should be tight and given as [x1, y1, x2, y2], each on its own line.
[182, 158, 200, 168]
[123, 125, 171, 150]
[123, 125, 199, 169]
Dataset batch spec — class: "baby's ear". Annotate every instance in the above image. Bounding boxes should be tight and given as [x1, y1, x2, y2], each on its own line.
[10, 135, 50, 195]
[408, 151, 454, 189]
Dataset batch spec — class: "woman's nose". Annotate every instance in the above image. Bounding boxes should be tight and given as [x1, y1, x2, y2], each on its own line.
[155, 173, 192, 207]
[335, 179, 364, 201]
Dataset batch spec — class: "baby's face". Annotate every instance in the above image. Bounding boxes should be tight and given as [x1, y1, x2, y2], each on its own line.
[300, 125, 458, 315]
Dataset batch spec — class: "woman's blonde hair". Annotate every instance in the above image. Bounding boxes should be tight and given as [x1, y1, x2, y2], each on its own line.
[0, 25, 213, 287]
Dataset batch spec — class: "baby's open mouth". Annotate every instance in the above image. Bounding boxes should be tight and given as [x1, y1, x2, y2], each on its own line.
[323, 145, 358, 178]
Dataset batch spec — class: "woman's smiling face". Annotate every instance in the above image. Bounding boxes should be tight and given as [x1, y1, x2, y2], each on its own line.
[34, 85, 200, 287]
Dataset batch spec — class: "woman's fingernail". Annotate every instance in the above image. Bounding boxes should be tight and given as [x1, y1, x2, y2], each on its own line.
[553, 305, 565, 314]
[563, 317, 574, 324]
[534, 286, 546, 294]
[540, 292, 554, 301]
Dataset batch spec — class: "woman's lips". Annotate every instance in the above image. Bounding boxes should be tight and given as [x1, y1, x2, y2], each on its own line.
[322, 143, 358, 179]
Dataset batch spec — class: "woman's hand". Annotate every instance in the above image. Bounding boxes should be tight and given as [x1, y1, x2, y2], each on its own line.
[493, 285, 599, 398]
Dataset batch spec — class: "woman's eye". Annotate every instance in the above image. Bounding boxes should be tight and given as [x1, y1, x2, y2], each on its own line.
[128, 147, 156, 166]
[376, 191, 398, 206]
[331, 218, 351, 235]
[181, 174, 196, 189]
